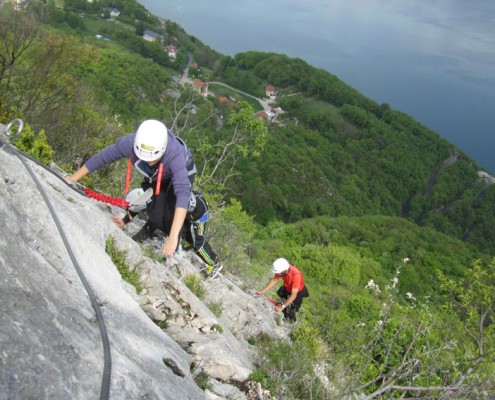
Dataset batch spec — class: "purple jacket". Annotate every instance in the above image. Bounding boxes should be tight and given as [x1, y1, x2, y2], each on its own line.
[84, 131, 193, 209]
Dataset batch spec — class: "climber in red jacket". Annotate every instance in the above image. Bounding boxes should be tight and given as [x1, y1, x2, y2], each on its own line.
[256, 258, 309, 323]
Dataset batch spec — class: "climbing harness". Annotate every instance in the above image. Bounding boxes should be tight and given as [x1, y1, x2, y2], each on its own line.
[1, 119, 112, 400]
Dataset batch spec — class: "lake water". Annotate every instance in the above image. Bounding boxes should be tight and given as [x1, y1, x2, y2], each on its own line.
[139, 0, 495, 174]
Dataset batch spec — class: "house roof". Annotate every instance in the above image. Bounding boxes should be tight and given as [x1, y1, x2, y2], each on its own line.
[194, 79, 207, 88]
[143, 29, 162, 40]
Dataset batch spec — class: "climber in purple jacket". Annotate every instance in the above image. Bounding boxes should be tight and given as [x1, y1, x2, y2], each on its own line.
[66, 119, 196, 258]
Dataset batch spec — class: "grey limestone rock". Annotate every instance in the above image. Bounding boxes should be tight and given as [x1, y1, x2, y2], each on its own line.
[0, 131, 285, 399]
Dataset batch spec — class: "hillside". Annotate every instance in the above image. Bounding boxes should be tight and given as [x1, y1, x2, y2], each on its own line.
[211, 51, 495, 255]
[2, 0, 494, 255]
[2, 2, 495, 398]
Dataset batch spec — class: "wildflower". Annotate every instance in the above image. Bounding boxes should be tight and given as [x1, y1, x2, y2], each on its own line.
[403, 257, 410, 263]
[374, 320, 384, 330]
[406, 292, 416, 301]
[365, 279, 381, 293]
[357, 322, 366, 327]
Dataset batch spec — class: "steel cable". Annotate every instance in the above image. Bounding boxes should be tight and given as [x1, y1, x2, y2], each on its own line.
[1, 120, 112, 400]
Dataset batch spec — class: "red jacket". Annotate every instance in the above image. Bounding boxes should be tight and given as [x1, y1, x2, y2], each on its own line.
[275, 265, 304, 292]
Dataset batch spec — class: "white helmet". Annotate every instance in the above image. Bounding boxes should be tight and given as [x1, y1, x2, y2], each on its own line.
[272, 258, 290, 274]
[126, 188, 147, 213]
[134, 120, 168, 162]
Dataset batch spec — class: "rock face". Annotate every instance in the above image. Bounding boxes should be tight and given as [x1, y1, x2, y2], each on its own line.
[0, 127, 287, 399]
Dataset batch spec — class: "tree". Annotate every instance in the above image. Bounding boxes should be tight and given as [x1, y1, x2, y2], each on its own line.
[173, 100, 267, 193]
[0, 7, 94, 131]
[0, 5, 39, 108]
[196, 102, 267, 189]
[331, 259, 495, 399]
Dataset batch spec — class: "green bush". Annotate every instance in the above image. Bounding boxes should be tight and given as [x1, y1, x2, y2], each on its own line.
[291, 322, 320, 357]
[13, 125, 54, 165]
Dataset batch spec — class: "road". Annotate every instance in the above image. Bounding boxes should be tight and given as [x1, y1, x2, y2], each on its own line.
[179, 54, 272, 110]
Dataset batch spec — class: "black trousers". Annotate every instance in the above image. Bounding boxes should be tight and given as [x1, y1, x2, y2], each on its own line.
[183, 219, 219, 267]
[277, 285, 309, 321]
[142, 174, 195, 236]
[141, 176, 217, 266]
[142, 179, 175, 235]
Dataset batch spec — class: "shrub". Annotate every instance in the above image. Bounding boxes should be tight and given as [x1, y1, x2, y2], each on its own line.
[13, 125, 54, 164]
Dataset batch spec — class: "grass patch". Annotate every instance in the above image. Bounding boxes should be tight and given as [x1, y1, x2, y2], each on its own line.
[142, 244, 164, 263]
[207, 300, 223, 317]
[208, 83, 263, 111]
[105, 236, 143, 293]
[300, 97, 340, 116]
[184, 274, 206, 299]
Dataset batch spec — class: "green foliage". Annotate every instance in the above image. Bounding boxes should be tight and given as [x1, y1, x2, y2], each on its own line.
[205, 198, 258, 277]
[303, 244, 362, 287]
[193, 371, 212, 391]
[13, 125, 54, 164]
[255, 214, 482, 298]
[248, 333, 327, 398]
[313, 259, 495, 398]
[291, 322, 320, 357]
[141, 245, 165, 263]
[77, 44, 174, 122]
[248, 368, 271, 388]
[184, 274, 206, 299]
[105, 236, 142, 293]
[437, 258, 495, 363]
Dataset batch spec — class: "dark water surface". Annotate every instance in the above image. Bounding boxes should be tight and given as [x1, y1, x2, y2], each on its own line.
[139, 0, 495, 173]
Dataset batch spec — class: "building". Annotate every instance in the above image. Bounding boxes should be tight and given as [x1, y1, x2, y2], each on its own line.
[143, 29, 163, 42]
[109, 7, 120, 18]
[165, 44, 177, 59]
[193, 79, 209, 97]
[265, 85, 277, 99]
